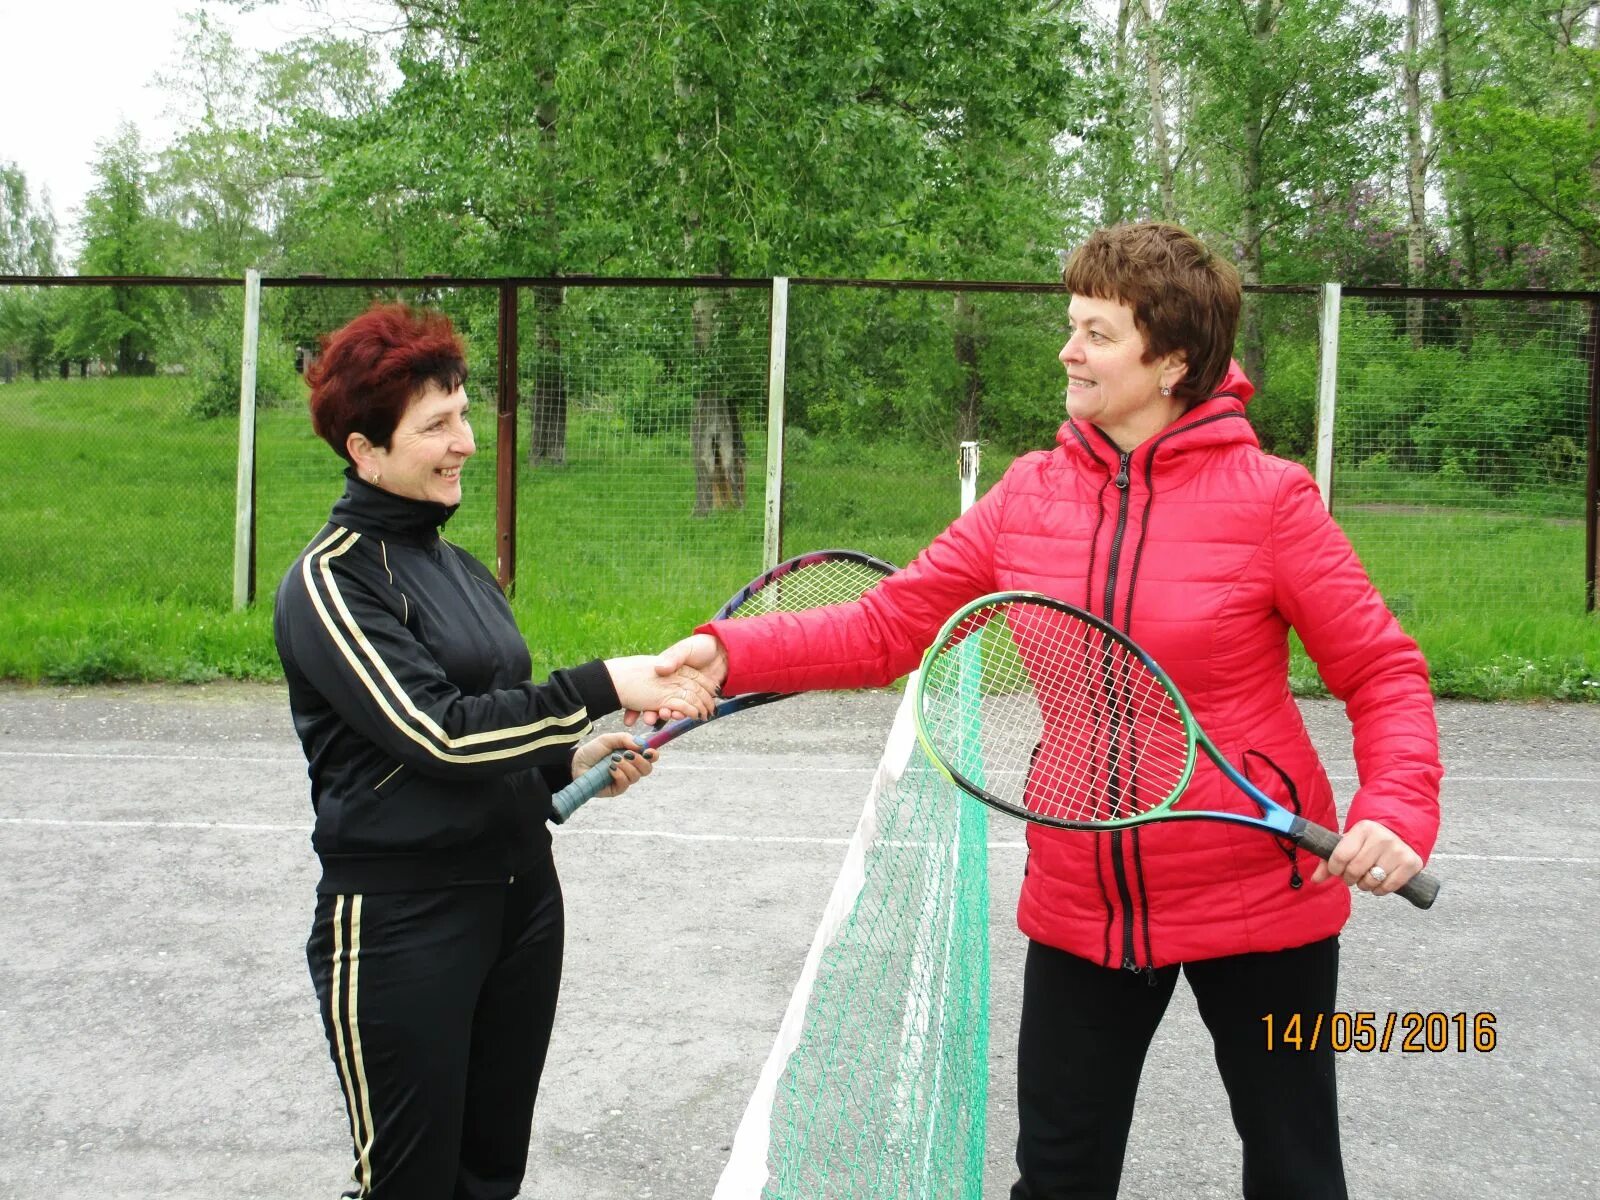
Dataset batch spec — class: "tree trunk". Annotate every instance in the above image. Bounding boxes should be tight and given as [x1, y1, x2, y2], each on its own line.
[690, 290, 745, 517]
[1238, 1, 1273, 390]
[1103, 0, 1135, 225]
[1403, 0, 1428, 347]
[527, 285, 567, 466]
[1586, 9, 1600, 279]
[953, 292, 982, 444]
[1140, 0, 1176, 219]
[527, 90, 567, 466]
[1433, 0, 1476, 350]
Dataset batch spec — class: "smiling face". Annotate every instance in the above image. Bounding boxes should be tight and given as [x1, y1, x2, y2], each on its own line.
[1060, 295, 1188, 451]
[349, 382, 475, 506]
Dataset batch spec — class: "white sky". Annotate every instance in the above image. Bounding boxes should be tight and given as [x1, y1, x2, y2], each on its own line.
[0, 0, 397, 248]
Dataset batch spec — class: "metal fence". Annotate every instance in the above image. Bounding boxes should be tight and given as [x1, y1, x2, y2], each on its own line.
[1316, 284, 1598, 629]
[2, 273, 1596, 662]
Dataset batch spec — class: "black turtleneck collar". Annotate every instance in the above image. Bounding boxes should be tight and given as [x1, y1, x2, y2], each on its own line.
[329, 467, 461, 546]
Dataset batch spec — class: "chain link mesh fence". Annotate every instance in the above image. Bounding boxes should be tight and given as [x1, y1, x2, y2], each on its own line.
[3, 275, 1596, 683]
[0, 280, 242, 608]
[514, 283, 771, 662]
[1330, 293, 1594, 625]
[783, 283, 1067, 572]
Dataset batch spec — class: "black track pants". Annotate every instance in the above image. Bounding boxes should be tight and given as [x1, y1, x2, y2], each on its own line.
[1010, 936, 1346, 1200]
[307, 857, 564, 1200]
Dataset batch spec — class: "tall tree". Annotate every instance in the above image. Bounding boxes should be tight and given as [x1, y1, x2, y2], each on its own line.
[1402, 0, 1429, 344]
[0, 162, 58, 275]
[63, 125, 172, 374]
[1437, 1, 1600, 285]
[0, 163, 61, 381]
[1160, 0, 1397, 380]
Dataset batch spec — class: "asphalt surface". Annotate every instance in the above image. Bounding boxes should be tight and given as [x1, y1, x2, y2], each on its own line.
[1, 684, 1596, 1199]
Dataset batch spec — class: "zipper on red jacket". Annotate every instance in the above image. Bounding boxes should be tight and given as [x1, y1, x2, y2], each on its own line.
[1069, 409, 1253, 972]
[1099, 447, 1143, 973]
[1118, 409, 1254, 973]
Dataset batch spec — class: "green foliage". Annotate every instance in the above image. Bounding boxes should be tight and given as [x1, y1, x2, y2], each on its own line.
[1433, 0, 1600, 285]
[182, 325, 307, 420]
[63, 125, 176, 372]
[6, 375, 1593, 698]
[1, 161, 58, 274]
[1249, 334, 1318, 460]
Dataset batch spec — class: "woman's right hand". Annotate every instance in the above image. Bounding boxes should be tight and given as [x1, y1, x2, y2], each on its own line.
[654, 633, 729, 690]
[603, 655, 718, 724]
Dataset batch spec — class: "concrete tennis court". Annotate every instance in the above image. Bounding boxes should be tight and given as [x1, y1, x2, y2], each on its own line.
[1, 683, 1595, 1199]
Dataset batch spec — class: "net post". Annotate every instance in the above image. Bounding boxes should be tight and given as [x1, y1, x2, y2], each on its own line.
[231, 268, 261, 611]
[952, 435, 990, 1198]
[763, 277, 789, 572]
[496, 283, 520, 594]
[1314, 282, 1342, 512]
[959, 440, 980, 514]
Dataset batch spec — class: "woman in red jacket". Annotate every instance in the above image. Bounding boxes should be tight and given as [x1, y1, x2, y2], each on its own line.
[656, 223, 1441, 1198]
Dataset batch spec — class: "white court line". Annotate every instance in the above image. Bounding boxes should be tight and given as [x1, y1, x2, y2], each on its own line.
[2, 816, 1596, 866]
[0, 752, 1592, 786]
[0, 750, 303, 765]
[0, 817, 310, 832]
[0, 750, 874, 773]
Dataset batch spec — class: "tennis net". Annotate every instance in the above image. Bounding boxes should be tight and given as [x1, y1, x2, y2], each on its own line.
[714, 683, 992, 1199]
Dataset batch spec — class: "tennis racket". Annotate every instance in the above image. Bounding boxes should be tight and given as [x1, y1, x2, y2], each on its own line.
[913, 591, 1441, 909]
[550, 548, 899, 824]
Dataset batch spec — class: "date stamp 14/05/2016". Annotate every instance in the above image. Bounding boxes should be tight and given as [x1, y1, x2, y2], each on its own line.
[1262, 1011, 1497, 1053]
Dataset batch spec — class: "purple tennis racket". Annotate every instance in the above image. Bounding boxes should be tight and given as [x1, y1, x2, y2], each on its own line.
[550, 549, 898, 824]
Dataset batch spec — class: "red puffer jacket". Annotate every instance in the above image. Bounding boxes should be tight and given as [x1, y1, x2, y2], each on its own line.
[707, 364, 1442, 969]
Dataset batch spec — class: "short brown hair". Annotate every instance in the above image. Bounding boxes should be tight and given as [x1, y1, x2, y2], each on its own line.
[1062, 222, 1241, 407]
[307, 303, 468, 462]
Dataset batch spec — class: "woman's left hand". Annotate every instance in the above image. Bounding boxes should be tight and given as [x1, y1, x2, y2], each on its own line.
[1311, 819, 1425, 897]
[570, 731, 658, 799]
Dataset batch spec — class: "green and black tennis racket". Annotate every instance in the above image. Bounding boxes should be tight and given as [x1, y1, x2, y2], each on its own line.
[550, 548, 898, 824]
[913, 592, 1441, 909]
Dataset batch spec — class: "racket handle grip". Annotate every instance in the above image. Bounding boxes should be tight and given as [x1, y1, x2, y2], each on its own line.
[1291, 819, 1442, 910]
[548, 732, 651, 825]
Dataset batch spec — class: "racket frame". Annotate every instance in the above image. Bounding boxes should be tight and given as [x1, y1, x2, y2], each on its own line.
[549, 548, 898, 824]
[914, 591, 1441, 909]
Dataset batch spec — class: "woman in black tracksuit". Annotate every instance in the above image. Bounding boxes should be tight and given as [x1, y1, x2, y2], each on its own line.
[273, 303, 716, 1200]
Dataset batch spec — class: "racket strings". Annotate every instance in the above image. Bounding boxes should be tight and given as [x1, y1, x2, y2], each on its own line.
[923, 601, 1190, 825]
[730, 558, 893, 617]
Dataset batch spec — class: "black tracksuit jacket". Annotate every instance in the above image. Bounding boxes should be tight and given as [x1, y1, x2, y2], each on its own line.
[273, 471, 620, 894]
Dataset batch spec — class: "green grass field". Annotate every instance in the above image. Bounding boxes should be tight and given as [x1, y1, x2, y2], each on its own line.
[3, 377, 1597, 699]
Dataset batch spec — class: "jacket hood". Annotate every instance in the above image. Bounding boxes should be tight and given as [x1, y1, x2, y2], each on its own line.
[330, 467, 460, 545]
[1056, 358, 1257, 469]
[1208, 358, 1255, 407]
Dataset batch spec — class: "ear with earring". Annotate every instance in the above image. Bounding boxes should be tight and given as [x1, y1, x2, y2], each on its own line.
[1160, 386, 1172, 397]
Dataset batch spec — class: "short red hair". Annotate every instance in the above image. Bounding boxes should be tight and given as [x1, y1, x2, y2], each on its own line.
[307, 303, 469, 461]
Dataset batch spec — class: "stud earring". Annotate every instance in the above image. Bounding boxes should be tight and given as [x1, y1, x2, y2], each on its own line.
[1160, 386, 1172, 397]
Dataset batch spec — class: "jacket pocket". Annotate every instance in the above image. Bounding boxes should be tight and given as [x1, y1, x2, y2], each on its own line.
[1239, 749, 1305, 889]
[372, 763, 407, 795]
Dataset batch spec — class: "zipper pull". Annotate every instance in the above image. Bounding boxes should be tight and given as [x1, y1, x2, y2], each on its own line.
[1114, 451, 1131, 490]
[1122, 961, 1160, 986]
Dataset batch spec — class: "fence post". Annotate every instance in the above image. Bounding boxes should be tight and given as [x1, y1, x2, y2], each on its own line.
[764, 277, 789, 571]
[232, 268, 261, 610]
[496, 283, 520, 594]
[1586, 299, 1599, 613]
[1314, 282, 1341, 512]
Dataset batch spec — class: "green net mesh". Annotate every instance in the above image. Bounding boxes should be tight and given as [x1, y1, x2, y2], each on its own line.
[717, 688, 992, 1199]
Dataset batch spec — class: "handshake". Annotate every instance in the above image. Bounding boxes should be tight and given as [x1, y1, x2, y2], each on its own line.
[603, 634, 730, 727]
